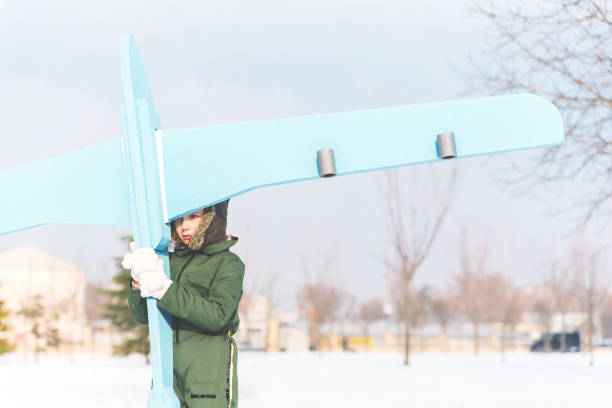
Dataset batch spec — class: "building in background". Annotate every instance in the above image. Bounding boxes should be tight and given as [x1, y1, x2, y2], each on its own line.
[236, 294, 273, 351]
[276, 311, 309, 352]
[0, 246, 86, 352]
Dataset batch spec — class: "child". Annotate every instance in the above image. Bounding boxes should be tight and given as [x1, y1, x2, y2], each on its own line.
[124, 200, 244, 408]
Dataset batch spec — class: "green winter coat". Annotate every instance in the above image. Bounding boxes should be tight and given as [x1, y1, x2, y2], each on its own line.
[128, 237, 245, 408]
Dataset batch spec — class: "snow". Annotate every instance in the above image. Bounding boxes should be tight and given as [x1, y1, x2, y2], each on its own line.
[1, 351, 611, 407]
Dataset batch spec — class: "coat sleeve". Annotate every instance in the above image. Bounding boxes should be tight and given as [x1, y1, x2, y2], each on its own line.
[157, 254, 245, 332]
[127, 279, 149, 324]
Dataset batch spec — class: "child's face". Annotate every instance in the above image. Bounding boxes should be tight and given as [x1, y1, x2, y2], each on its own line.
[173, 209, 205, 245]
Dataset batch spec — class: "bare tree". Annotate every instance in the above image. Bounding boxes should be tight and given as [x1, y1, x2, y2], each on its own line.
[240, 269, 285, 352]
[297, 245, 347, 351]
[469, 0, 612, 223]
[601, 291, 612, 341]
[547, 258, 576, 352]
[415, 286, 435, 352]
[503, 290, 522, 353]
[260, 271, 283, 352]
[236, 225, 261, 349]
[491, 276, 523, 362]
[533, 296, 554, 353]
[237, 291, 255, 348]
[337, 292, 357, 339]
[430, 293, 453, 353]
[390, 286, 423, 361]
[235, 224, 286, 352]
[452, 239, 490, 355]
[380, 166, 456, 365]
[238, 270, 282, 351]
[571, 244, 610, 366]
[358, 298, 386, 348]
[297, 282, 346, 351]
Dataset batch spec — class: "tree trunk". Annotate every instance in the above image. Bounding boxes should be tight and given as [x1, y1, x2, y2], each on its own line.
[264, 298, 272, 352]
[442, 327, 448, 353]
[419, 326, 425, 352]
[396, 321, 402, 353]
[560, 312, 566, 353]
[244, 312, 251, 349]
[403, 322, 411, 366]
[310, 321, 320, 351]
[501, 326, 506, 363]
[588, 287, 594, 366]
[473, 320, 480, 356]
[264, 315, 270, 352]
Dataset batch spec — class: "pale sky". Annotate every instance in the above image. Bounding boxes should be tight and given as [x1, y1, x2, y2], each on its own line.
[0, 0, 608, 309]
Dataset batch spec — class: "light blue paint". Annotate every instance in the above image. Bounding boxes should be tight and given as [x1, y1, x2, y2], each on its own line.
[161, 93, 563, 220]
[0, 139, 130, 234]
[0, 34, 564, 407]
[119, 36, 178, 408]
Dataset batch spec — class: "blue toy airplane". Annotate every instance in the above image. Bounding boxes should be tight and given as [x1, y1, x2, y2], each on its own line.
[0, 35, 564, 407]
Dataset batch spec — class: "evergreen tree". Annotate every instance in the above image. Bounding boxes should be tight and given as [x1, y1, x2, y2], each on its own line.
[103, 237, 150, 363]
[0, 287, 16, 355]
[18, 294, 60, 361]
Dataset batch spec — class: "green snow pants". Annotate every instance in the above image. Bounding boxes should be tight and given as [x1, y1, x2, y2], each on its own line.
[173, 330, 238, 408]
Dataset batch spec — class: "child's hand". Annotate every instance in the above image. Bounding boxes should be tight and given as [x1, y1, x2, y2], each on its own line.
[131, 280, 141, 290]
[139, 270, 172, 300]
[122, 241, 163, 283]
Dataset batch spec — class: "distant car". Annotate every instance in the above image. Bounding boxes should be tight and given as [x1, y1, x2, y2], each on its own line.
[530, 331, 580, 352]
[595, 338, 612, 348]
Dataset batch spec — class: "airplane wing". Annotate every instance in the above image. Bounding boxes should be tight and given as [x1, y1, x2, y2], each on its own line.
[159, 93, 564, 221]
[0, 139, 131, 235]
[0, 33, 565, 235]
[0, 92, 564, 235]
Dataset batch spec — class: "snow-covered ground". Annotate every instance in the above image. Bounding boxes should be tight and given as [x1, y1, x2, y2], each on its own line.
[1, 351, 611, 407]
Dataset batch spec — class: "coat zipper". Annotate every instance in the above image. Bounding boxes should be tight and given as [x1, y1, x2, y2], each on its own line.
[173, 254, 196, 344]
[226, 332, 234, 408]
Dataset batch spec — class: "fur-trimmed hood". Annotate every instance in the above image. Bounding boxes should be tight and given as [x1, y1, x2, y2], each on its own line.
[171, 200, 230, 252]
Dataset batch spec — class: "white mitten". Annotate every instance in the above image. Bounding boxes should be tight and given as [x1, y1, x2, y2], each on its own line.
[121, 241, 164, 283]
[139, 269, 173, 300]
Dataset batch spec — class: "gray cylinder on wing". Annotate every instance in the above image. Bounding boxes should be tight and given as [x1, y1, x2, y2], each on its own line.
[437, 132, 457, 159]
[317, 148, 337, 177]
